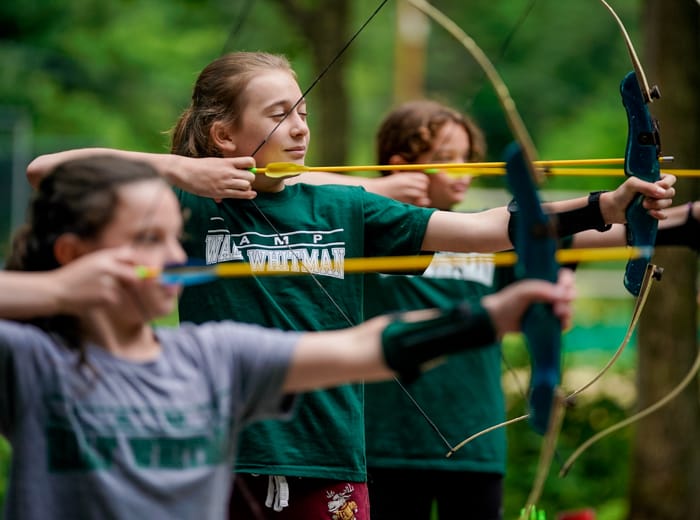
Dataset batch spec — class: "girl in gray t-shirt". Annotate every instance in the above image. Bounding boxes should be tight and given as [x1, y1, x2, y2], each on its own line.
[0, 156, 574, 519]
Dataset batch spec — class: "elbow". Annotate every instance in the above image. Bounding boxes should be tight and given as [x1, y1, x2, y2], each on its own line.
[26, 156, 51, 188]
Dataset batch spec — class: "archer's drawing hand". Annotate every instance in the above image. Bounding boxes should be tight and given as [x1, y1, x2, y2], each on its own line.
[482, 268, 576, 338]
[172, 155, 257, 202]
[52, 247, 142, 315]
[371, 172, 432, 207]
[601, 173, 677, 223]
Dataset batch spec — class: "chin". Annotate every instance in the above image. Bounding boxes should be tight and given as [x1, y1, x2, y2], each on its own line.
[146, 293, 179, 321]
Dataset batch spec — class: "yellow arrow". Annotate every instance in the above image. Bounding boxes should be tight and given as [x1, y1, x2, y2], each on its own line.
[139, 246, 652, 285]
[252, 157, 686, 178]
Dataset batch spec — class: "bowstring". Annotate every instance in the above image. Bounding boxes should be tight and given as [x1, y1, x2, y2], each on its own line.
[220, 0, 256, 55]
[214, 0, 455, 505]
[249, 0, 390, 158]
[244, 0, 461, 452]
[461, 0, 538, 113]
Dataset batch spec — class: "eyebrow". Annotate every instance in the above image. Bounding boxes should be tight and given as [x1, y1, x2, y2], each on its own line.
[266, 95, 307, 112]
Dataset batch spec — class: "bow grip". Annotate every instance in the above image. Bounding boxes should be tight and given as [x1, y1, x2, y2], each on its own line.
[620, 71, 661, 296]
[505, 143, 562, 435]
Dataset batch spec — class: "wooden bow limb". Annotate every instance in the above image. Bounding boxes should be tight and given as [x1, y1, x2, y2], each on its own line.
[598, 0, 660, 103]
[444, 263, 662, 459]
[565, 263, 662, 400]
[560, 340, 700, 477]
[520, 388, 568, 520]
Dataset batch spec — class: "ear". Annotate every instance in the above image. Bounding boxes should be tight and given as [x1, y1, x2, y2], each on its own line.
[209, 121, 238, 156]
[54, 234, 88, 266]
[388, 154, 408, 166]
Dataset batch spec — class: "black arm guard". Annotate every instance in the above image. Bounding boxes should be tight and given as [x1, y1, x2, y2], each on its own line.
[507, 191, 611, 244]
[655, 202, 700, 252]
[381, 302, 496, 384]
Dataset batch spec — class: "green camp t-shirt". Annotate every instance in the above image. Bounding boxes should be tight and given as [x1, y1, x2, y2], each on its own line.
[364, 254, 514, 475]
[176, 183, 435, 481]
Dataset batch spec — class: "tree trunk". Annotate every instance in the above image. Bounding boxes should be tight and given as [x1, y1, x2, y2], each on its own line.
[629, 2, 700, 519]
[271, 0, 352, 165]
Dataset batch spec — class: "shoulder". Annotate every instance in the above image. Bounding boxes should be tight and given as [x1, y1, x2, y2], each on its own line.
[174, 187, 216, 208]
[0, 319, 51, 345]
[0, 319, 62, 361]
[290, 182, 368, 198]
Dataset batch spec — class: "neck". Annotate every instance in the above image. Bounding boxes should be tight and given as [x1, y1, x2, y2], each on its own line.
[252, 175, 286, 193]
[82, 310, 160, 362]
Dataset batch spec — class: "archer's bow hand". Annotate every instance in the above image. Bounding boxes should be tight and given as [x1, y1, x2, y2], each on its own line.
[600, 173, 677, 223]
[482, 268, 576, 339]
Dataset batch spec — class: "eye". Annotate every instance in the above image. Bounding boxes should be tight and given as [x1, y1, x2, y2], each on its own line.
[133, 230, 164, 246]
[431, 152, 467, 163]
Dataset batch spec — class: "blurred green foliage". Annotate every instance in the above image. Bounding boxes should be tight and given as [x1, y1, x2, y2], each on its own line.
[0, 0, 640, 253]
[0, 437, 7, 514]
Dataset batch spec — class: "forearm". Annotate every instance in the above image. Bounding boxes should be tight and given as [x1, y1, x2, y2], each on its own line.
[655, 202, 700, 251]
[29, 150, 258, 200]
[540, 196, 589, 214]
[284, 304, 497, 392]
[0, 272, 63, 319]
[27, 149, 180, 187]
[573, 202, 700, 250]
[570, 225, 626, 248]
[423, 195, 623, 255]
[658, 202, 696, 229]
[284, 273, 573, 392]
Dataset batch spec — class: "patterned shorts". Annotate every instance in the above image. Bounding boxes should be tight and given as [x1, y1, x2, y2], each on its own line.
[230, 474, 370, 520]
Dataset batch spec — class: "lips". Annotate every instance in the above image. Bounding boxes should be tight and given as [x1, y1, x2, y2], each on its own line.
[285, 149, 306, 161]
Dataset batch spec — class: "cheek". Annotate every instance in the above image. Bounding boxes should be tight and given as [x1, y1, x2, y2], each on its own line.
[231, 119, 268, 156]
[429, 174, 453, 193]
[132, 248, 168, 269]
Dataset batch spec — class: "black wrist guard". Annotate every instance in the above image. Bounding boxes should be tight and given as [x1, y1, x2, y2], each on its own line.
[655, 202, 700, 252]
[507, 192, 611, 244]
[556, 191, 612, 236]
[381, 302, 496, 383]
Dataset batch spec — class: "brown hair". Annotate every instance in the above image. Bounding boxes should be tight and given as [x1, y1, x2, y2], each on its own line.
[375, 100, 486, 173]
[6, 156, 161, 361]
[170, 52, 295, 158]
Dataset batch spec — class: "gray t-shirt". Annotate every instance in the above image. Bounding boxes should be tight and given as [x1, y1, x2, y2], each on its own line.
[0, 319, 300, 519]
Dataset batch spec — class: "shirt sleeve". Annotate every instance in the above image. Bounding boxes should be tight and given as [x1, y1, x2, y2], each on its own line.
[0, 320, 49, 435]
[360, 190, 436, 257]
[177, 322, 302, 426]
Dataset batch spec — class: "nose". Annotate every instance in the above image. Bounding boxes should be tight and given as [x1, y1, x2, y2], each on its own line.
[289, 112, 309, 138]
[168, 237, 188, 265]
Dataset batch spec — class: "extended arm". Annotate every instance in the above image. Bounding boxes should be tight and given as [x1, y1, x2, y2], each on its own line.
[283, 269, 575, 392]
[421, 175, 677, 253]
[573, 199, 700, 250]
